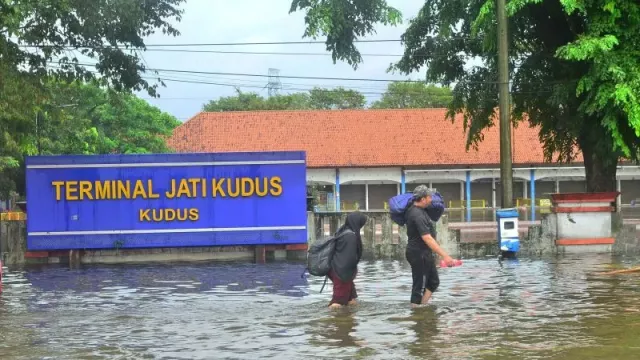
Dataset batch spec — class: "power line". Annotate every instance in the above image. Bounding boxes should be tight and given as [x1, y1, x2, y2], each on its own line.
[55, 61, 576, 85]
[141, 39, 405, 47]
[139, 48, 558, 62]
[25, 37, 477, 49]
[45, 63, 575, 96]
[54, 62, 453, 83]
[20, 39, 403, 50]
[140, 48, 407, 57]
[140, 75, 560, 97]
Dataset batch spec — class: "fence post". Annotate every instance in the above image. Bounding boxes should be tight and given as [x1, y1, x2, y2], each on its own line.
[362, 216, 375, 259]
[381, 214, 393, 258]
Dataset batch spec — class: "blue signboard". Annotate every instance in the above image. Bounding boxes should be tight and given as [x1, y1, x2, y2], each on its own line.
[25, 151, 307, 250]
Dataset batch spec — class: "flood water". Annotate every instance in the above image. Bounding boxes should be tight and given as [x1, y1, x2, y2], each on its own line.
[2, 256, 640, 359]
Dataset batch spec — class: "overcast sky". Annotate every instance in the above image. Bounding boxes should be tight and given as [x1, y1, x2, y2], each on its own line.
[137, 0, 428, 121]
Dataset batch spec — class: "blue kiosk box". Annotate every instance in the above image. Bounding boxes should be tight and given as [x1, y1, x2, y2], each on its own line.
[496, 208, 520, 253]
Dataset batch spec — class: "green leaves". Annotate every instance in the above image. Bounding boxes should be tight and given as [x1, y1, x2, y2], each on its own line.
[308, 87, 366, 109]
[41, 81, 181, 156]
[0, 79, 180, 196]
[289, 0, 402, 69]
[203, 83, 451, 112]
[553, 0, 640, 158]
[559, 0, 586, 15]
[202, 87, 366, 112]
[1, 0, 185, 197]
[290, 0, 640, 191]
[1, 0, 185, 96]
[506, 0, 543, 16]
[371, 82, 453, 109]
[556, 35, 619, 61]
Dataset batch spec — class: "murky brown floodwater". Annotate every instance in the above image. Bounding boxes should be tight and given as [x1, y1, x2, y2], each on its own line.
[1, 255, 640, 359]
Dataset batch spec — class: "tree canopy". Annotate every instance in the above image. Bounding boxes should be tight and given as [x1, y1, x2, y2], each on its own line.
[203, 83, 451, 111]
[0, 80, 181, 198]
[290, 0, 640, 192]
[371, 82, 452, 109]
[202, 87, 366, 112]
[1, 0, 184, 95]
[0, 0, 185, 198]
[41, 81, 181, 156]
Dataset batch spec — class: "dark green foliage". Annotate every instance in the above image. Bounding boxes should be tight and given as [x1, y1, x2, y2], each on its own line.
[202, 87, 366, 111]
[290, 0, 640, 191]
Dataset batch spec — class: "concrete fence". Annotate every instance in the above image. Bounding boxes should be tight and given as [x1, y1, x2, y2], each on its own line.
[2, 211, 638, 267]
[307, 211, 460, 260]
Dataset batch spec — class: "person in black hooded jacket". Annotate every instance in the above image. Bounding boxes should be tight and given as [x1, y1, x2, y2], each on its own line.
[328, 211, 368, 309]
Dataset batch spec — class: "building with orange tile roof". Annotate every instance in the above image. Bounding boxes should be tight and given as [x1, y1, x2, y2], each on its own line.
[168, 109, 640, 220]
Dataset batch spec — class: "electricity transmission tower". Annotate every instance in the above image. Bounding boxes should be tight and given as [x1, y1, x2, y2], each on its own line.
[266, 68, 282, 97]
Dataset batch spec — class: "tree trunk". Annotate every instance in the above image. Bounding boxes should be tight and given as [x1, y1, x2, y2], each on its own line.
[580, 139, 618, 193]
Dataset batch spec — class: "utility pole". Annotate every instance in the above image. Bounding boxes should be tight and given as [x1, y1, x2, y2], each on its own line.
[497, 0, 513, 208]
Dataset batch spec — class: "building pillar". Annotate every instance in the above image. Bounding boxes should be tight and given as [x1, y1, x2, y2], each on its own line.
[401, 170, 406, 194]
[523, 179, 528, 199]
[555, 179, 560, 193]
[465, 171, 472, 222]
[492, 177, 497, 208]
[530, 169, 536, 221]
[254, 246, 266, 264]
[460, 182, 464, 201]
[335, 169, 341, 212]
[616, 178, 621, 212]
[365, 183, 369, 211]
[428, 181, 433, 190]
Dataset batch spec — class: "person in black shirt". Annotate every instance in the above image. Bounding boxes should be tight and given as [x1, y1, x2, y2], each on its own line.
[405, 185, 455, 307]
[328, 212, 367, 309]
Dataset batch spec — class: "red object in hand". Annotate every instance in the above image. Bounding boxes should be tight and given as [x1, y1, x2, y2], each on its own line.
[440, 259, 463, 268]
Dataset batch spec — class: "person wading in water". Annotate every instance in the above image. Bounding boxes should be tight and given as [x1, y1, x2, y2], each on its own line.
[328, 212, 368, 309]
[405, 185, 454, 307]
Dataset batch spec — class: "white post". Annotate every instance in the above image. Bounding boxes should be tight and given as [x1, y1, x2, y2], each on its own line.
[492, 178, 497, 208]
[616, 178, 621, 212]
[523, 180, 528, 199]
[365, 183, 369, 211]
[460, 182, 464, 201]
[396, 183, 400, 195]
[555, 179, 560, 193]
[429, 181, 433, 190]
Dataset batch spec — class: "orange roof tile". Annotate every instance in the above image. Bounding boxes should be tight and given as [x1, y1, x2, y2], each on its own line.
[167, 109, 583, 168]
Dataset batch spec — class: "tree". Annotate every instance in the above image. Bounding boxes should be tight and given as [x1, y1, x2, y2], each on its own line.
[202, 87, 366, 112]
[1, 0, 185, 197]
[1, 0, 184, 95]
[202, 89, 311, 112]
[371, 82, 453, 109]
[0, 67, 43, 199]
[308, 87, 366, 109]
[39, 81, 181, 156]
[289, 0, 640, 192]
[1, 80, 180, 196]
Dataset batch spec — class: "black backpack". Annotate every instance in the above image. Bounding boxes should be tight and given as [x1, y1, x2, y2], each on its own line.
[302, 229, 353, 292]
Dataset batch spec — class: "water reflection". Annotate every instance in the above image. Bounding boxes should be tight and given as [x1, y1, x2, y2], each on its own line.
[24, 262, 309, 297]
[1, 257, 640, 359]
[406, 307, 440, 359]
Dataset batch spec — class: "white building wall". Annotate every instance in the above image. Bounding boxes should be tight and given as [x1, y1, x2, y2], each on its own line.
[307, 168, 336, 184]
[338, 167, 402, 184]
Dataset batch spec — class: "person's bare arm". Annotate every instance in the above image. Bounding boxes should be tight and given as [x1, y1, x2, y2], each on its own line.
[421, 233, 450, 259]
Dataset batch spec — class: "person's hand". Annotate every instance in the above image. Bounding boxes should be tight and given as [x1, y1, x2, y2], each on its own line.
[442, 255, 455, 267]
